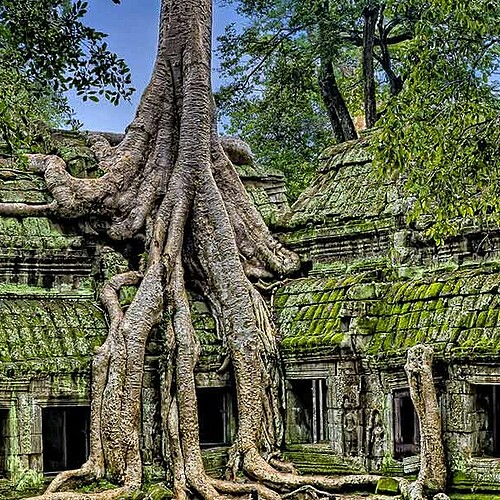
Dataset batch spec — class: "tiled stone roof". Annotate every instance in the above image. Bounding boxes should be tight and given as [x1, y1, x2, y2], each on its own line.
[274, 262, 500, 361]
[275, 274, 364, 353]
[0, 297, 106, 375]
[280, 138, 401, 266]
[288, 138, 397, 228]
[366, 264, 500, 362]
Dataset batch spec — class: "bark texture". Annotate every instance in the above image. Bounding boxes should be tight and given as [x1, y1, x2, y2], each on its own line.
[1, 0, 391, 498]
[404, 345, 447, 500]
[316, 2, 357, 142]
[362, 4, 378, 128]
[318, 59, 358, 143]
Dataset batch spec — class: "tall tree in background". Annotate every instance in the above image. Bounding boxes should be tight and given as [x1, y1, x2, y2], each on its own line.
[1, 1, 386, 498]
[217, 0, 413, 198]
[0, 0, 134, 151]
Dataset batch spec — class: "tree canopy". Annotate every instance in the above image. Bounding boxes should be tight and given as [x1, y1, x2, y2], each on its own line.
[0, 0, 134, 151]
[373, 0, 500, 241]
[217, 0, 414, 198]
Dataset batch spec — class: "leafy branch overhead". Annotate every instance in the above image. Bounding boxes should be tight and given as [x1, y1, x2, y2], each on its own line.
[373, 0, 500, 242]
[0, 0, 134, 103]
[0, 0, 134, 151]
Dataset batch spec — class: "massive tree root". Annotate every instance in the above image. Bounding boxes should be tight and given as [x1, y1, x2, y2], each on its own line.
[1, 0, 391, 498]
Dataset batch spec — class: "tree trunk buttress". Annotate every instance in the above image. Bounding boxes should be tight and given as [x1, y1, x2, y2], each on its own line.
[5, 0, 404, 497]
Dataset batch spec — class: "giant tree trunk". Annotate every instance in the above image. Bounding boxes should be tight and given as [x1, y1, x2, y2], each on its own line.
[318, 59, 358, 143]
[404, 345, 447, 500]
[362, 4, 378, 128]
[1, 1, 387, 498]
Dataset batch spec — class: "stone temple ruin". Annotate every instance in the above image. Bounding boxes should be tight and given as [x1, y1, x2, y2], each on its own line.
[1, 132, 500, 496]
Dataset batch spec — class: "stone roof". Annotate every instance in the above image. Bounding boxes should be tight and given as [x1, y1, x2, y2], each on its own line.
[0, 297, 106, 375]
[275, 274, 362, 354]
[365, 263, 500, 363]
[280, 138, 401, 266]
[287, 138, 397, 228]
[280, 137, 500, 271]
[274, 262, 500, 362]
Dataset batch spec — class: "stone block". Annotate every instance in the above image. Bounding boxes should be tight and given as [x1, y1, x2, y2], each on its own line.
[31, 405, 42, 435]
[446, 393, 473, 432]
[375, 476, 399, 495]
[30, 434, 42, 454]
[402, 454, 420, 474]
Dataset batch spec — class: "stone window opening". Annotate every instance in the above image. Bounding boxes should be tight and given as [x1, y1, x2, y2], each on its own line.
[42, 406, 90, 473]
[0, 409, 8, 477]
[287, 379, 328, 444]
[393, 388, 420, 459]
[340, 316, 351, 332]
[474, 384, 500, 457]
[197, 387, 231, 447]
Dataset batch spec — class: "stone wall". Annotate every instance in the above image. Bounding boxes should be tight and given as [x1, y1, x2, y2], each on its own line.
[4, 131, 500, 496]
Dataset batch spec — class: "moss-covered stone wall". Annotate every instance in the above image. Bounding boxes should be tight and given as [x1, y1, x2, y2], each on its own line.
[4, 131, 500, 495]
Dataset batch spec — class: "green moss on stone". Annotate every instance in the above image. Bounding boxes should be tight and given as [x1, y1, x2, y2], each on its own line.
[283, 445, 366, 475]
[142, 484, 173, 500]
[0, 298, 106, 375]
[375, 477, 399, 495]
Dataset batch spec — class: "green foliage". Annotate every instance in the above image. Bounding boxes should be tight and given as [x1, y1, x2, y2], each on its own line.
[0, 0, 134, 103]
[373, 0, 500, 242]
[7, 456, 44, 493]
[217, 38, 332, 200]
[0, 67, 58, 152]
[217, 0, 413, 199]
[0, 0, 134, 152]
[75, 478, 118, 493]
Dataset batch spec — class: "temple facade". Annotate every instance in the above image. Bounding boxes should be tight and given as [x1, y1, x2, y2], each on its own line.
[1, 132, 500, 496]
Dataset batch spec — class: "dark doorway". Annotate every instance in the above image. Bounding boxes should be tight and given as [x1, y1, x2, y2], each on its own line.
[197, 388, 230, 447]
[287, 379, 328, 444]
[475, 385, 500, 457]
[42, 406, 90, 472]
[394, 388, 420, 458]
[0, 409, 8, 476]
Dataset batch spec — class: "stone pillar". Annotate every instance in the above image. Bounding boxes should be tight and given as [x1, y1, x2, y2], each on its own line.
[330, 361, 363, 458]
[16, 393, 42, 471]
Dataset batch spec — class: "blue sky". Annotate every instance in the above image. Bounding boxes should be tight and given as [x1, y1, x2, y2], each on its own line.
[68, 1, 240, 132]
